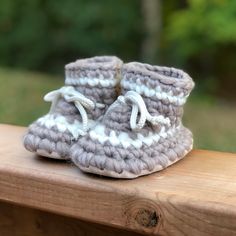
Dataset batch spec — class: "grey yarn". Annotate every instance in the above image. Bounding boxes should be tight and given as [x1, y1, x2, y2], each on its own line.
[23, 56, 123, 159]
[71, 62, 195, 178]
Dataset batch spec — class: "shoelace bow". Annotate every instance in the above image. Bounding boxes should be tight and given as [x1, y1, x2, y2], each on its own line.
[106, 91, 170, 131]
[44, 86, 105, 132]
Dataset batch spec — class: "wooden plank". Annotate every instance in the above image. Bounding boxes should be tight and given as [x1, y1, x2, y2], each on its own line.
[0, 124, 236, 235]
[0, 201, 141, 236]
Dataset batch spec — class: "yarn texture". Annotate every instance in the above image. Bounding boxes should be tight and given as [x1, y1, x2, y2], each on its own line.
[71, 62, 195, 178]
[23, 56, 123, 159]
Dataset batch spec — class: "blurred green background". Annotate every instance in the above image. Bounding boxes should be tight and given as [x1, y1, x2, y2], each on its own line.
[0, 0, 235, 152]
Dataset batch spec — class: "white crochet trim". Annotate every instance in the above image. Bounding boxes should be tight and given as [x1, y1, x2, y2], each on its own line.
[66, 77, 117, 87]
[121, 80, 187, 105]
[37, 114, 96, 139]
[89, 124, 180, 149]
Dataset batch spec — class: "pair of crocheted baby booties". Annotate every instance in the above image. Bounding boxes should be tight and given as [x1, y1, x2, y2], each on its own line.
[23, 56, 194, 179]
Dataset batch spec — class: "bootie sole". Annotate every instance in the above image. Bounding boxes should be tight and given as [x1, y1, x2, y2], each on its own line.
[72, 126, 193, 179]
[35, 149, 67, 160]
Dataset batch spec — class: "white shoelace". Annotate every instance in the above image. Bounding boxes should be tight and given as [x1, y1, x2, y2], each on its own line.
[44, 86, 105, 132]
[106, 91, 170, 131]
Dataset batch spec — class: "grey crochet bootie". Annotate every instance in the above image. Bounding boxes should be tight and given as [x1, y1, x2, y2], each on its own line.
[23, 56, 123, 160]
[71, 62, 194, 178]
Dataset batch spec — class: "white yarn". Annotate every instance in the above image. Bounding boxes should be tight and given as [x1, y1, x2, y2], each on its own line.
[121, 80, 187, 105]
[66, 76, 117, 87]
[38, 114, 96, 139]
[89, 123, 179, 149]
[44, 86, 105, 133]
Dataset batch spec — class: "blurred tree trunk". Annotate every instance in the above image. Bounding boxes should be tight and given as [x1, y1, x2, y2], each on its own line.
[141, 0, 162, 63]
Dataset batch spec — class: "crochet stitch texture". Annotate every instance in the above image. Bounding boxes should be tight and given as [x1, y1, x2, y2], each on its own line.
[71, 62, 195, 178]
[23, 56, 123, 159]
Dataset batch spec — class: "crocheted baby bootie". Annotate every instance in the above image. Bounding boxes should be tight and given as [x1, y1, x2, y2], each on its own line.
[23, 56, 123, 160]
[71, 62, 194, 178]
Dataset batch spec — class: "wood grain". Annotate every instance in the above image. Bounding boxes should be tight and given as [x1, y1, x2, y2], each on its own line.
[0, 201, 141, 236]
[0, 124, 236, 235]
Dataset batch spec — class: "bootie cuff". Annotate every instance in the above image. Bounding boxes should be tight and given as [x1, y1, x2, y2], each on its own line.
[121, 62, 194, 105]
[65, 56, 123, 87]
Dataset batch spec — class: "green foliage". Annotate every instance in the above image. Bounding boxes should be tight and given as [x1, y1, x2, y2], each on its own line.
[0, 0, 142, 73]
[166, 0, 236, 64]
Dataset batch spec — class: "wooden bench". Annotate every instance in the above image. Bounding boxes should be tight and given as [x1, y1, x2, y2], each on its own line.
[0, 124, 236, 236]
